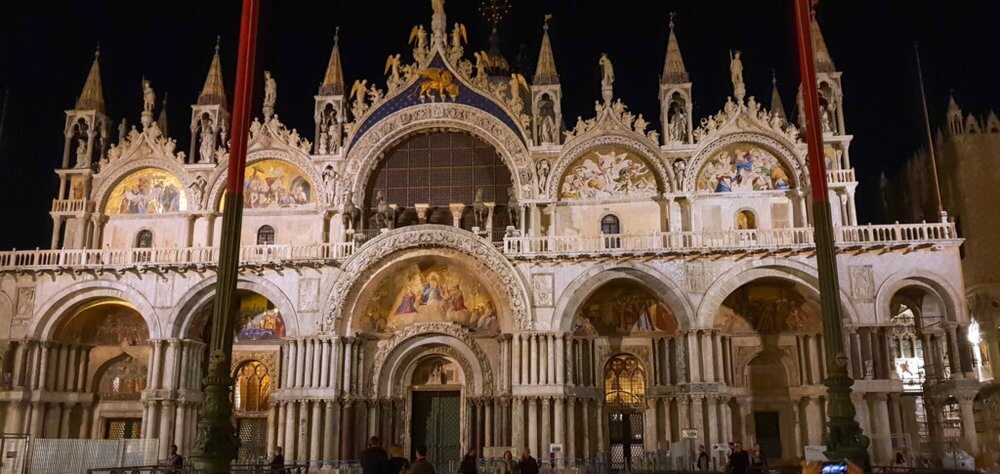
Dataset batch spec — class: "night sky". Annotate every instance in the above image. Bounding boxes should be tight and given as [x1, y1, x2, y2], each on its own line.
[1, 1, 998, 250]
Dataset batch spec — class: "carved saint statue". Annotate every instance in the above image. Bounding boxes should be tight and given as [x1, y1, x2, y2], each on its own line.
[536, 159, 551, 194]
[322, 165, 338, 205]
[540, 114, 557, 144]
[730, 50, 744, 98]
[506, 186, 519, 226]
[672, 159, 686, 191]
[189, 175, 207, 208]
[117, 118, 128, 143]
[821, 106, 833, 133]
[669, 107, 687, 143]
[142, 80, 156, 114]
[199, 117, 216, 163]
[75, 137, 89, 166]
[599, 53, 615, 88]
[326, 120, 339, 153]
[472, 187, 489, 229]
[263, 70, 277, 110]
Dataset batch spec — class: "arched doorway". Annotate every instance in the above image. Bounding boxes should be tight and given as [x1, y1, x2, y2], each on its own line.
[365, 131, 514, 236]
[714, 277, 822, 462]
[50, 299, 150, 439]
[604, 354, 647, 472]
[408, 355, 465, 472]
[233, 360, 273, 463]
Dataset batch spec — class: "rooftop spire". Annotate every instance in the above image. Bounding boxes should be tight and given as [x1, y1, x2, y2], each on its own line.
[532, 14, 559, 85]
[157, 93, 169, 137]
[811, 10, 836, 73]
[770, 70, 786, 120]
[320, 27, 346, 95]
[198, 37, 228, 106]
[76, 46, 105, 112]
[661, 13, 689, 84]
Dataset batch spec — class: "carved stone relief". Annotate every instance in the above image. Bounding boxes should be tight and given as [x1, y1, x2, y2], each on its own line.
[848, 265, 875, 301]
[531, 273, 554, 307]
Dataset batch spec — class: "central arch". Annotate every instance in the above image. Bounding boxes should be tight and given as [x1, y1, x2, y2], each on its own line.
[344, 103, 534, 203]
[324, 225, 532, 333]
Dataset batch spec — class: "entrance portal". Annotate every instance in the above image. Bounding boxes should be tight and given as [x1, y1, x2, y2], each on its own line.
[608, 411, 644, 471]
[754, 411, 782, 460]
[411, 391, 461, 472]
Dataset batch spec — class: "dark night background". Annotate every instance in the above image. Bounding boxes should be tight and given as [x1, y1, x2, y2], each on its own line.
[0, 1, 998, 250]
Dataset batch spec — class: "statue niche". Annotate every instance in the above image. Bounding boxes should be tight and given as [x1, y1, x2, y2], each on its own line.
[359, 256, 499, 334]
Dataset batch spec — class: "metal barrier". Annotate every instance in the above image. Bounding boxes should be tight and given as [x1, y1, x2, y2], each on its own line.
[86, 464, 310, 473]
[26, 438, 158, 474]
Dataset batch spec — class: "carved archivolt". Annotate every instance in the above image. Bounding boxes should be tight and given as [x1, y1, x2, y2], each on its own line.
[370, 322, 495, 397]
[343, 103, 534, 201]
[685, 132, 805, 194]
[548, 133, 673, 199]
[394, 345, 475, 396]
[323, 225, 532, 332]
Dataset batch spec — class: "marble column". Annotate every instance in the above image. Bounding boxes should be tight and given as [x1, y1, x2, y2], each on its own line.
[541, 398, 551, 462]
[267, 403, 278, 456]
[512, 398, 525, 452]
[530, 335, 538, 385]
[958, 395, 980, 455]
[596, 401, 605, 457]
[528, 398, 539, 456]
[805, 397, 822, 446]
[276, 402, 287, 453]
[547, 334, 556, 385]
[310, 400, 323, 466]
[660, 398, 673, 449]
[870, 394, 892, 464]
[485, 402, 494, 450]
[565, 398, 576, 460]
[702, 331, 715, 382]
[809, 335, 823, 384]
[688, 332, 702, 383]
[284, 401, 297, 460]
[582, 399, 592, 459]
[512, 334, 522, 386]
[556, 334, 565, 386]
[328, 400, 342, 462]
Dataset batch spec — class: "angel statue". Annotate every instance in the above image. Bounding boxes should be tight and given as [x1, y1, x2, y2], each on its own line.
[409, 25, 428, 51]
[384, 54, 402, 86]
[263, 70, 277, 110]
[599, 53, 614, 88]
[142, 80, 156, 114]
[473, 51, 490, 80]
[350, 80, 369, 118]
[508, 73, 528, 114]
[451, 23, 467, 48]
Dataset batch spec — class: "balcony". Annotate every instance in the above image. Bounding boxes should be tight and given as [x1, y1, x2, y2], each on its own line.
[827, 169, 856, 183]
[50, 199, 93, 213]
[501, 222, 960, 257]
[0, 222, 958, 272]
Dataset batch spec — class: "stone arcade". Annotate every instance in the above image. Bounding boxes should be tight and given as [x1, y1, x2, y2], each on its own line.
[0, 3, 982, 470]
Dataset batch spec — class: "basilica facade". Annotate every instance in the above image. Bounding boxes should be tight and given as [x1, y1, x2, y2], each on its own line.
[0, 4, 982, 470]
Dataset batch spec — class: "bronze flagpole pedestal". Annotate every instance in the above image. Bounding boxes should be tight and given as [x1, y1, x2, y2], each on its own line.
[792, 0, 870, 468]
[190, 0, 260, 471]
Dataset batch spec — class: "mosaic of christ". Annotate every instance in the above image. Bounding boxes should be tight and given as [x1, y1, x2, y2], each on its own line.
[362, 261, 498, 333]
[106, 168, 187, 215]
[696, 144, 792, 193]
[572, 280, 678, 335]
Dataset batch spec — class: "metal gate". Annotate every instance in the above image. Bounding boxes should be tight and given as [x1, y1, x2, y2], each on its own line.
[411, 391, 461, 473]
[608, 411, 644, 472]
[236, 417, 268, 464]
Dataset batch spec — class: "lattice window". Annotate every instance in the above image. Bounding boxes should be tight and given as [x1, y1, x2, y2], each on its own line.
[135, 230, 153, 248]
[104, 418, 142, 439]
[366, 131, 513, 229]
[256, 225, 275, 245]
[604, 354, 645, 407]
[98, 356, 147, 400]
[234, 361, 271, 412]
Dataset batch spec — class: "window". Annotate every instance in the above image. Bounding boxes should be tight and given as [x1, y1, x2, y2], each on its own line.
[257, 225, 275, 245]
[736, 210, 757, 230]
[601, 214, 621, 249]
[135, 230, 153, 248]
[234, 361, 271, 412]
[604, 354, 645, 407]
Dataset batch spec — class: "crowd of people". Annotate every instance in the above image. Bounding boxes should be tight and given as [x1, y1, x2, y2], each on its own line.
[696, 441, 768, 474]
[351, 436, 544, 474]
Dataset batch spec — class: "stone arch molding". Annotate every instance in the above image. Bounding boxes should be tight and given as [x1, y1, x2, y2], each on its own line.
[548, 132, 673, 199]
[168, 274, 302, 339]
[874, 269, 965, 325]
[93, 158, 194, 215]
[323, 225, 532, 333]
[694, 258, 861, 329]
[550, 262, 696, 332]
[684, 131, 805, 193]
[32, 280, 160, 340]
[344, 103, 534, 202]
[205, 147, 324, 213]
[370, 322, 494, 398]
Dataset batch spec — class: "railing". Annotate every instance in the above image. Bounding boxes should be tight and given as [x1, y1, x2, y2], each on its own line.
[86, 464, 310, 473]
[827, 168, 856, 183]
[0, 243, 356, 271]
[51, 198, 92, 213]
[504, 222, 959, 256]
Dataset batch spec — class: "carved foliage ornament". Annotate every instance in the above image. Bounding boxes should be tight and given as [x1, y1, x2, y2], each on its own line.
[104, 122, 184, 166]
[323, 226, 531, 332]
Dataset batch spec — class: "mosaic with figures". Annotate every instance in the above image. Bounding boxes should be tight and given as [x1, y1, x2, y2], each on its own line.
[560, 147, 657, 200]
[696, 144, 792, 193]
[106, 168, 186, 215]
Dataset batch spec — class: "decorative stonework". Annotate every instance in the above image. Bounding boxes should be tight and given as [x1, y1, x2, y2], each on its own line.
[92, 158, 194, 215]
[597, 343, 652, 384]
[298, 278, 320, 312]
[563, 99, 659, 144]
[344, 103, 534, 201]
[322, 225, 531, 332]
[394, 345, 476, 396]
[247, 116, 313, 155]
[231, 350, 279, 381]
[15, 286, 34, 316]
[103, 122, 184, 166]
[369, 322, 494, 397]
[685, 262, 712, 294]
[848, 265, 876, 301]
[692, 97, 800, 145]
[559, 148, 657, 200]
[531, 274, 554, 307]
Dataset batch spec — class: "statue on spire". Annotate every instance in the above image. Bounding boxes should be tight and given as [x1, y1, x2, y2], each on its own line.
[730, 50, 746, 102]
[599, 53, 614, 102]
[263, 70, 277, 119]
[141, 79, 156, 128]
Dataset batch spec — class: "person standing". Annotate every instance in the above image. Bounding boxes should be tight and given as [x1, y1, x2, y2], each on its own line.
[518, 449, 539, 474]
[459, 448, 478, 474]
[387, 445, 411, 474]
[697, 444, 710, 471]
[492, 450, 515, 474]
[728, 442, 750, 474]
[749, 443, 767, 474]
[410, 445, 435, 474]
[360, 436, 389, 474]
